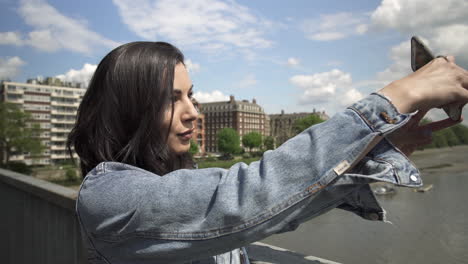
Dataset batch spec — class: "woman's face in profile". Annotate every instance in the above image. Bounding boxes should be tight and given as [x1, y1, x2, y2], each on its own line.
[163, 63, 198, 155]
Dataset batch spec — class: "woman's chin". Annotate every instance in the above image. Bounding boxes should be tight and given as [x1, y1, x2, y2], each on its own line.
[170, 145, 190, 155]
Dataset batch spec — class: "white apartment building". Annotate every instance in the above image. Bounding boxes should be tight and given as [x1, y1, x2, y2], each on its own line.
[1, 81, 85, 165]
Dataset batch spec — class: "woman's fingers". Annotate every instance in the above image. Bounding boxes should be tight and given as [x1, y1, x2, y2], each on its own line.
[447, 55, 455, 63]
[420, 116, 462, 132]
[401, 144, 418, 157]
[407, 128, 433, 145]
[412, 109, 429, 124]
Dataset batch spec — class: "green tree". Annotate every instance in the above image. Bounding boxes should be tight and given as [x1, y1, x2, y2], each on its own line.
[65, 168, 77, 182]
[217, 128, 241, 155]
[5, 161, 32, 174]
[0, 102, 44, 165]
[441, 128, 460, 147]
[432, 130, 449, 148]
[242, 131, 262, 152]
[264, 136, 275, 150]
[189, 139, 199, 156]
[292, 114, 325, 135]
[451, 124, 468, 144]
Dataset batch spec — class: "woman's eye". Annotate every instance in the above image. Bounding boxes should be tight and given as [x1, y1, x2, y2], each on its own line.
[188, 92, 193, 98]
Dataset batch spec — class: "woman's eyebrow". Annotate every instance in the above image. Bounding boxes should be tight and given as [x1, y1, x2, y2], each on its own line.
[173, 85, 194, 94]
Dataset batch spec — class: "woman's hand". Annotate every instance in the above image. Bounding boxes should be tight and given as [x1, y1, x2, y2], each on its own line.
[386, 109, 462, 156]
[379, 56, 468, 114]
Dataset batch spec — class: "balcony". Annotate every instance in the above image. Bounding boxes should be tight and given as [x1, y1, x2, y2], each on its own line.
[50, 145, 66, 150]
[51, 101, 79, 107]
[6, 89, 24, 94]
[51, 136, 67, 142]
[6, 98, 24, 104]
[51, 92, 79, 99]
[51, 110, 77, 116]
[51, 118, 76, 124]
[51, 153, 75, 159]
[51, 127, 72, 133]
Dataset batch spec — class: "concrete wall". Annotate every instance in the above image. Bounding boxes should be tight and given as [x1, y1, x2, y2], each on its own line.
[0, 168, 86, 264]
[0, 168, 337, 264]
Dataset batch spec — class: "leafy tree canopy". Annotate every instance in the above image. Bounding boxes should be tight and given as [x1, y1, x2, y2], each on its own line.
[264, 136, 275, 150]
[292, 114, 325, 135]
[242, 131, 262, 151]
[0, 102, 44, 165]
[217, 128, 241, 155]
[419, 118, 468, 149]
[189, 139, 199, 156]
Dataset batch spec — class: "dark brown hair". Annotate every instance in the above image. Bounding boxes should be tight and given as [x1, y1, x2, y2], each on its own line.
[67, 42, 192, 177]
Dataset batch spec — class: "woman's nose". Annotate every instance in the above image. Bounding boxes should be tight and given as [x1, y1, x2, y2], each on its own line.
[182, 98, 198, 123]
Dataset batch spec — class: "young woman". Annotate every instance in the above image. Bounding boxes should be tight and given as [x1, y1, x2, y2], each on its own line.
[68, 41, 468, 264]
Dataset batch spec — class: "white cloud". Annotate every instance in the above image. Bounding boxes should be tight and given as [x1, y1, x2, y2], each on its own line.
[355, 0, 468, 127]
[290, 69, 363, 107]
[0, 56, 26, 80]
[376, 40, 412, 86]
[302, 12, 369, 41]
[342, 88, 364, 106]
[185, 59, 201, 73]
[371, 0, 468, 33]
[238, 74, 257, 88]
[112, 0, 272, 53]
[27, 29, 60, 52]
[355, 24, 368, 35]
[0, 0, 119, 54]
[0, 32, 24, 46]
[56, 63, 97, 88]
[370, 0, 468, 66]
[287, 57, 300, 67]
[193, 90, 229, 103]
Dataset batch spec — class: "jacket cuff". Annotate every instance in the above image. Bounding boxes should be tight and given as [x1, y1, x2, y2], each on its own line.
[348, 93, 417, 135]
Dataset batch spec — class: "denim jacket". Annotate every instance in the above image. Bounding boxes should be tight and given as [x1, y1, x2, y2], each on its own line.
[76, 93, 422, 264]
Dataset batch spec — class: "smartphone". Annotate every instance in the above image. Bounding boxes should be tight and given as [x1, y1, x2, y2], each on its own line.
[411, 36, 462, 121]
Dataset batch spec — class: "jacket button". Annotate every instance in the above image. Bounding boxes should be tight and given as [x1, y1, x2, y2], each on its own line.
[380, 112, 397, 124]
[368, 213, 379, 220]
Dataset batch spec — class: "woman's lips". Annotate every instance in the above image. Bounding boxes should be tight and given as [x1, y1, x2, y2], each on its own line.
[177, 129, 194, 140]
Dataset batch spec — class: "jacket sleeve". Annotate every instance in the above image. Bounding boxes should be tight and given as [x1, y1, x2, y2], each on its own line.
[76, 93, 421, 263]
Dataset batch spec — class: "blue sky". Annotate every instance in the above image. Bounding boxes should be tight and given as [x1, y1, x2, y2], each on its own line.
[1, 0, 467, 124]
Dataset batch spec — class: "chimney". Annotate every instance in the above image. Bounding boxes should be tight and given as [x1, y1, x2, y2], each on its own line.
[252, 98, 256, 104]
[281, 109, 284, 115]
[230, 95, 235, 103]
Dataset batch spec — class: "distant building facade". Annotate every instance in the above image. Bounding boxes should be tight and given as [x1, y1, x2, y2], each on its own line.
[192, 100, 206, 155]
[27, 77, 82, 88]
[269, 109, 329, 146]
[200, 96, 269, 153]
[1, 81, 85, 165]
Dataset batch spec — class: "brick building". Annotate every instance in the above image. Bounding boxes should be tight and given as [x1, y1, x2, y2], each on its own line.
[200, 96, 269, 153]
[269, 109, 329, 146]
[191, 100, 205, 155]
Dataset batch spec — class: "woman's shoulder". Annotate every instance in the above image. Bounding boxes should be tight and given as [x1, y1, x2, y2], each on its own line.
[85, 161, 156, 178]
[79, 161, 160, 201]
[77, 162, 163, 229]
